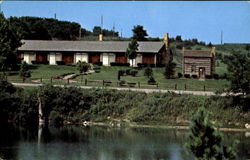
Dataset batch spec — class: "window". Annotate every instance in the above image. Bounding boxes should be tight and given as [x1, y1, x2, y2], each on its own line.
[191, 65, 196, 72]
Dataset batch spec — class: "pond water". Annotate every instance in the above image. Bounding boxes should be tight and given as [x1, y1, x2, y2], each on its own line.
[0, 125, 249, 160]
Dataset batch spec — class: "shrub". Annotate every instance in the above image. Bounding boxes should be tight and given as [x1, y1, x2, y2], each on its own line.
[118, 70, 126, 76]
[213, 74, 219, 79]
[94, 62, 103, 66]
[220, 73, 228, 79]
[56, 61, 65, 65]
[76, 61, 91, 73]
[144, 66, 153, 78]
[148, 76, 156, 83]
[178, 73, 183, 78]
[156, 63, 165, 67]
[119, 80, 126, 86]
[126, 69, 131, 75]
[130, 70, 138, 77]
[205, 75, 212, 79]
[184, 74, 190, 78]
[191, 75, 198, 79]
[31, 60, 49, 64]
[110, 62, 130, 66]
[137, 63, 155, 68]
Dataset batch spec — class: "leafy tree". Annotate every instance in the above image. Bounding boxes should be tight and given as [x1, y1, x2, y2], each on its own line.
[246, 44, 250, 51]
[19, 61, 31, 82]
[164, 62, 176, 79]
[132, 25, 148, 41]
[76, 61, 91, 73]
[126, 39, 139, 67]
[175, 35, 182, 42]
[93, 26, 102, 36]
[187, 107, 238, 160]
[0, 13, 22, 71]
[223, 51, 250, 95]
[0, 79, 20, 124]
[144, 65, 153, 78]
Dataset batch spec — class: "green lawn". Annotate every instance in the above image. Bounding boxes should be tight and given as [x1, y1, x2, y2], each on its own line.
[5, 63, 229, 91]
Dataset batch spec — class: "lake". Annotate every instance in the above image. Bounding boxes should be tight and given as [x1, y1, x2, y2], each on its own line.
[0, 125, 249, 160]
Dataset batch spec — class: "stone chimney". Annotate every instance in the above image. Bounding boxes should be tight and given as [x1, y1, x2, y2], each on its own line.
[99, 34, 103, 41]
[211, 47, 216, 56]
[163, 33, 169, 48]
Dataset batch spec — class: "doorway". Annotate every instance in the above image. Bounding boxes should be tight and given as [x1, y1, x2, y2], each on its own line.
[199, 67, 205, 79]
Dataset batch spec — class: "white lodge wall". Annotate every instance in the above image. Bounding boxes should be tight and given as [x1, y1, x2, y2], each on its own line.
[24, 52, 36, 64]
[75, 53, 88, 63]
[55, 53, 62, 62]
[49, 53, 56, 65]
[102, 53, 116, 66]
[135, 54, 142, 66]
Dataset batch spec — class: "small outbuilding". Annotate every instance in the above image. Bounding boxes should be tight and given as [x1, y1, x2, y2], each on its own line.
[182, 47, 216, 78]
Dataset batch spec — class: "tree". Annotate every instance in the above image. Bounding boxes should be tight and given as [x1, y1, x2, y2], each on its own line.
[76, 61, 90, 73]
[164, 62, 176, 79]
[187, 107, 238, 160]
[0, 13, 22, 71]
[132, 25, 148, 41]
[144, 65, 153, 78]
[92, 26, 102, 36]
[175, 35, 182, 42]
[126, 39, 139, 67]
[223, 51, 250, 95]
[19, 61, 31, 82]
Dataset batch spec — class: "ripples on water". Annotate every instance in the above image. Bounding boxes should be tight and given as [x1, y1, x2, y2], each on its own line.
[0, 125, 249, 160]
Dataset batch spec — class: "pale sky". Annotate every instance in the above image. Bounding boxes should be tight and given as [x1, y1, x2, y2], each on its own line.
[1, 1, 250, 44]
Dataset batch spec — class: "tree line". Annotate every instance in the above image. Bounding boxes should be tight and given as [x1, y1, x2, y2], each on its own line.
[8, 16, 119, 40]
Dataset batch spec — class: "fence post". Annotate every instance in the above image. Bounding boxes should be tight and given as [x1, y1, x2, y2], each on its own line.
[40, 78, 42, 83]
[103, 80, 104, 86]
[138, 82, 140, 88]
[185, 84, 186, 90]
[85, 79, 87, 86]
[67, 79, 69, 85]
[50, 77, 52, 83]
[204, 85, 206, 91]
[156, 83, 159, 88]
[175, 84, 177, 90]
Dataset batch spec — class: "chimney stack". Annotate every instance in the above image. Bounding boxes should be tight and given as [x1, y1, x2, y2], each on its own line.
[163, 33, 169, 48]
[211, 47, 216, 56]
[99, 34, 103, 41]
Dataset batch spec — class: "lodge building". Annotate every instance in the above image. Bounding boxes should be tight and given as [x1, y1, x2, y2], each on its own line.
[17, 34, 172, 67]
[182, 47, 216, 78]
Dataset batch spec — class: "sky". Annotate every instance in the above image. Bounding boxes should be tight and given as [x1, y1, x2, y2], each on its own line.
[1, 1, 250, 44]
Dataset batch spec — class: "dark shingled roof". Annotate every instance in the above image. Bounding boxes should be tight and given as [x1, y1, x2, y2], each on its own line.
[18, 40, 164, 53]
[183, 50, 213, 58]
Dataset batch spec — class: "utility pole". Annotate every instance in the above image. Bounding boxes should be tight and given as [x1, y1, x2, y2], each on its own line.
[54, 13, 57, 19]
[112, 22, 115, 39]
[101, 15, 103, 34]
[120, 28, 123, 38]
[221, 30, 223, 45]
[79, 25, 81, 40]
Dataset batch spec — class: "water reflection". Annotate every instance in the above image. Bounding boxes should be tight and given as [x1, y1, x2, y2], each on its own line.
[0, 125, 249, 160]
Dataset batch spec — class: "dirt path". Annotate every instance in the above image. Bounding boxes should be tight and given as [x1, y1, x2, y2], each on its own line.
[11, 82, 218, 96]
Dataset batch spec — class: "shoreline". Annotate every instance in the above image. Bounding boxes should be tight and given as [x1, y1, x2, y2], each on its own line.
[67, 121, 248, 132]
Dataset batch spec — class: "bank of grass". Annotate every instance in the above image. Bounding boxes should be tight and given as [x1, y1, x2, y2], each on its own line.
[20, 86, 249, 128]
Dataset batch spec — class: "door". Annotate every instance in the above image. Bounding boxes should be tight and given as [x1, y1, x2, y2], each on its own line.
[199, 67, 205, 79]
[62, 53, 74, 64]
[89, 53, 100, 64]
